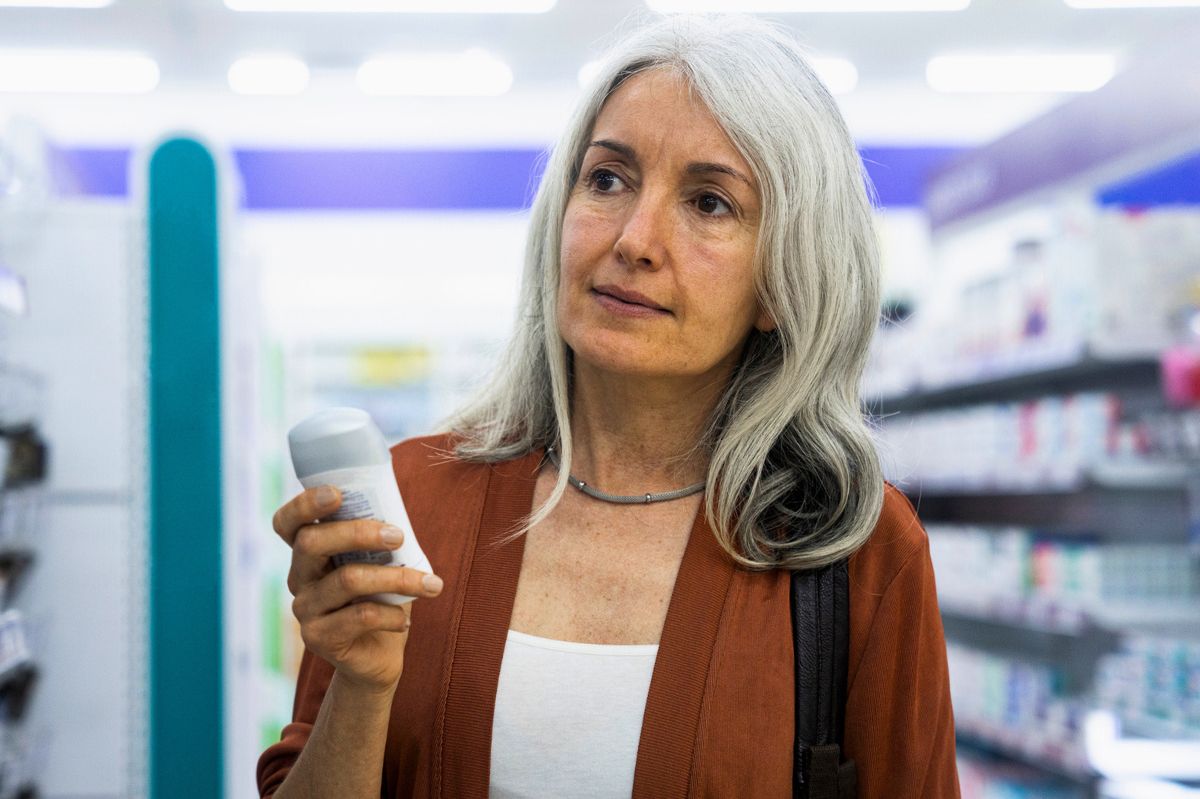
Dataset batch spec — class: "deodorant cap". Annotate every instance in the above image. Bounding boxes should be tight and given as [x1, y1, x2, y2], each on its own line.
[288, 407, 390, 480]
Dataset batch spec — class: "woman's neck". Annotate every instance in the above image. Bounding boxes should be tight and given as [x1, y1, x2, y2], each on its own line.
[565, 363, 727, 496]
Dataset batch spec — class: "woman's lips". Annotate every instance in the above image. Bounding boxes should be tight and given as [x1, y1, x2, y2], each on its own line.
[591, 285, 671, 318]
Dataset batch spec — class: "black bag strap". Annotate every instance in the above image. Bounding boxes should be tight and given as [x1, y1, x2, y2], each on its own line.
[791, 558, 856, 799]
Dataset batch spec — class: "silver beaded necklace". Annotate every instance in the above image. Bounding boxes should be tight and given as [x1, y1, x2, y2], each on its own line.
[544, 445, 706, 505]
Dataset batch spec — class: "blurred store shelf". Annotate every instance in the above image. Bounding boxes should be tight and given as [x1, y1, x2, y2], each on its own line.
[866, 346, 1163, 414]
[1085, 710, 1200, 782]
[940, 596, 1199, 638]
[1100, 779, 1200, 799]
[899, 471, 1193, 537]
[872, 33, 1200, 799]
[958, 745, 1089, 799]
[956, 719, 1094, 784]
[902, 460, 1191, 495]
[1120, 716, 1200, 744]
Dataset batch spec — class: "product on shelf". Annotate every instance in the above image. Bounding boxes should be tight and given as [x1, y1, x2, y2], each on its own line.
[0, 490, 42, 547]
[948, 643, 1092, 778]
[0, 426, 45, 490]
[0, 721, 48, 799]
[1138, 408, 1200, 460]
[1094, 634, 1200, 741]
[957, 748, 1086, 799]
[929, 525, 1200, 628]
[0, 612, 30, 688]
[876, 390, 1197, 491]
[865, 206, 1200, 399]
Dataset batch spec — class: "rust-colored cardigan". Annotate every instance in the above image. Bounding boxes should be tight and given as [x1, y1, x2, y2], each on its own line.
[258, 435, 960, 798]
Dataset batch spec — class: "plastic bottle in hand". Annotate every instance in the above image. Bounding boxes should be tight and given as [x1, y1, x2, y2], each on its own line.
[287, 407, 432, 605]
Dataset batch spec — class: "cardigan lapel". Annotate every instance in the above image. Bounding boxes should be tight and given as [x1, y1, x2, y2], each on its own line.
[632, 504, 736, 798]
[436, 448, 540, 798]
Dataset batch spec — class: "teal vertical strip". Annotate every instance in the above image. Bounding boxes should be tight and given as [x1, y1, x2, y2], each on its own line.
[147, 138, 223, 798]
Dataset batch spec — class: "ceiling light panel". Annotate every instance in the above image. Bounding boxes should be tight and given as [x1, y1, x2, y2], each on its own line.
[226, 0, 554, 11]
[228, 55, 310, 95]
[358, 51, 513, 97]
[578, 59, 604, 89]
[577, 55, 858, 93]
[647, 0, 968, 12]
[0, 50, 159, 94]
[1064, 0, 1200, 7]
[0, 0, 112, 6]
[811, 57, 858, 94]
[926, 53, 1117, 92]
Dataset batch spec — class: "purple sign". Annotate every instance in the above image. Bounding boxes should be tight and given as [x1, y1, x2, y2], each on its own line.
[925, 22, 1200, 229]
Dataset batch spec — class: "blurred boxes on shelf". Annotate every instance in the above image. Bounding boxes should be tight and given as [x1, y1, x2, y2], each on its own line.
[930, 524, 1200, 630]
[867, 207, 1200, 399]
[948, 642, 1091, 778]
[876, 391, 1191, 491]
[1094, 635, 1200, 741]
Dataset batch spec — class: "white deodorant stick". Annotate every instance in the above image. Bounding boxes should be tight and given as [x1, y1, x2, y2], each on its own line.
[287, 407, 432, 606]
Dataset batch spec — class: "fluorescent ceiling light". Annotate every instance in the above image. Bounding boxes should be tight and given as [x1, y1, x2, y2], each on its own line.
[358, 50, 513, 97]
[926, 53, 1116, 93]
[578, 54, 857, 93]
[578, 59, 603, 89]
[811, 57, 858, 94]
[228, 55, 310, 95]
[0, 0, 111, 5]
[1065, 0, 1200, 6]
[647, 0, 968, 11]
[226, 0, 553, 11]
[0, 50, 159, 94]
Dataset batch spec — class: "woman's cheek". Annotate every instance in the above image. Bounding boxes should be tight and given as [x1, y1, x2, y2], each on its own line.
[559, 221, 597, 279]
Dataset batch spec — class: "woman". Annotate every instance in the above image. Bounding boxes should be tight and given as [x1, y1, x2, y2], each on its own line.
[259, 13, 959, 799]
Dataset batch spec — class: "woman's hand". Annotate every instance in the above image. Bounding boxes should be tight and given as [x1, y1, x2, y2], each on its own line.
[272, 486, 444, 695]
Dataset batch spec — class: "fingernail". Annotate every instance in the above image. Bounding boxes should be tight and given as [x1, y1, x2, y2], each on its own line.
[315, 486, 337, 507]
[422, 574, 443, 593]
[381, 525, 405, 547]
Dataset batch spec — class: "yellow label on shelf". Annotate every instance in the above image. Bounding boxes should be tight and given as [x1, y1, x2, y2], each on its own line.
[354, 347, 431, 385]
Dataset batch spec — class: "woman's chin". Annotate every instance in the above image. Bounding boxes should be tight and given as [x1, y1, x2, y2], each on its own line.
[570, 343, 674, 379]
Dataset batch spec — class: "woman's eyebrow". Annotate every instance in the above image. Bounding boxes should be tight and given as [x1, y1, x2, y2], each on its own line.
[589, 139, 638, 162]
[588, 139, 753, 190]
[686, 162, 754, 189]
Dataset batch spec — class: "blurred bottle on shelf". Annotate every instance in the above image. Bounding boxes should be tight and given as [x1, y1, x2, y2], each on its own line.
[1162, 279, 1200, 411]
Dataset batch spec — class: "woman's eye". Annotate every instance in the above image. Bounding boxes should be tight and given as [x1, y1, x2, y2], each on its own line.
[587, 168, 625, 193]
[696, 193, 732, 216]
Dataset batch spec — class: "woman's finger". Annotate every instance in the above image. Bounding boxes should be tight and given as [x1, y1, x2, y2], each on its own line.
[293, 563, 443, 620]
[288, 518, 405, 591]
[301, 599, 412, 655]
[272, 485, 342, 546]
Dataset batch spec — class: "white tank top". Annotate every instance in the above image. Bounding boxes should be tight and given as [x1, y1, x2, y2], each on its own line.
[489, 629, 659, 799]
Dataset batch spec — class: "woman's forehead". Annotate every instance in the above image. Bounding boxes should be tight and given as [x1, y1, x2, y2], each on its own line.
[588, 69, 756, 185]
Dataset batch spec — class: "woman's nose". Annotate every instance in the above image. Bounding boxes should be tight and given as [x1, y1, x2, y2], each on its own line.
[613, 190, 670, 271]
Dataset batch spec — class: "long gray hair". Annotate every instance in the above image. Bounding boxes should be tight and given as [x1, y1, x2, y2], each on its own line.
[444, 13, 884, 571]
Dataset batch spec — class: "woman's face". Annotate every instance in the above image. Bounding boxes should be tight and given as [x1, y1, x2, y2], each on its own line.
[557, 67, 772, 384]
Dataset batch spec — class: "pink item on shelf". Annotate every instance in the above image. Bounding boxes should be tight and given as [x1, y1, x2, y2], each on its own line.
[1162, 345, 1200, 408]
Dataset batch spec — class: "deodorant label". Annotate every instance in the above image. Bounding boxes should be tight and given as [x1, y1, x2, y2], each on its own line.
[327, 488, 375, 523]
[331, 550, 393, 568]
[297, 463, 432, 607]
[327, 486, 404, 568]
